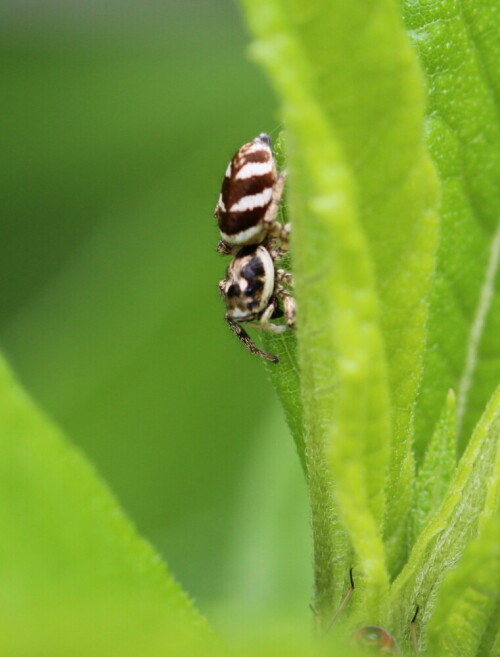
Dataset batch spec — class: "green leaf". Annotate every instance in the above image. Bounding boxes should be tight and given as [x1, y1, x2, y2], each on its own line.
[0, 354, 208, 653]
[262, 134, 306, 474]
[389, 384, 500, 649]
[263, 335, 305, 472]
[239, 0, 439, 625]
[409, 388, 457, 544]
[216, 407, 310, 624]
[426, 515, 500, 657]
[401, 0, 500, 459]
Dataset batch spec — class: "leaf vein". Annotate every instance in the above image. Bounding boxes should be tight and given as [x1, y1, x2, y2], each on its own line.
[456, 222, 500, 435]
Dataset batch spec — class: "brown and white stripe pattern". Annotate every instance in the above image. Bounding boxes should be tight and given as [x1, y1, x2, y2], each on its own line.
[215, 133, 277, 246]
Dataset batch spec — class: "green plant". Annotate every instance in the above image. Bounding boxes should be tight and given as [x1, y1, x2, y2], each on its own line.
[1, 0, 498, 655]
[243, 0, 500, 653]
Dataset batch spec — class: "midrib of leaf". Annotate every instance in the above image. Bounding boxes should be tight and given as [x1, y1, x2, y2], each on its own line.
[456, 223, 500, 436]
[239, 0, 392, 624]
[239, 0, 439, 626]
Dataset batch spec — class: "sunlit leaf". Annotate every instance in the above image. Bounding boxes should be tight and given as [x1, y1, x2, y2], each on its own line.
[239, 0, 438, 626]
[389, 384, 500, 649]
[426, 515, 500, 657]
[0, 355, 208, 655]
[402, 0, 500, 459]
[410, 388, 457, 544]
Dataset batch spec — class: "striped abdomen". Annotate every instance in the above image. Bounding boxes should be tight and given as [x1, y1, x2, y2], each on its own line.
[215, 133, 277, 246]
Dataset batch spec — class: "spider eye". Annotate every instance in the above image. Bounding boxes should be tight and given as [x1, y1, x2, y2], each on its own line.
[245, 278, 264, 296]
[227, 284, 240, 298]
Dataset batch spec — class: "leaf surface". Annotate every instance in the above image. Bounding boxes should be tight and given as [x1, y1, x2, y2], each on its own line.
[262, 134, 306, 473]
[389, 384, 500, 647]
[239, 0, 439, 623]
[0, 355, 207, 654]
[410, 388, 457, 544]
[426, 515, 500, 657]
[401, 0, 500, 458]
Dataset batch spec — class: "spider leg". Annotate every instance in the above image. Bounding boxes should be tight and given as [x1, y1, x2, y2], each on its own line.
[262, 171, 290, 253]
[216, 240, 235, 256]
[275, 268, 294, 287]
[268, 221, 291, 252]
[268, 237, 292, 263]
[218, 279, 226, 299]
[275, 284, 296, 328]
[257, 298, 287, 333]
[263, 170, 286, 225]
[225, 316, 279, 363]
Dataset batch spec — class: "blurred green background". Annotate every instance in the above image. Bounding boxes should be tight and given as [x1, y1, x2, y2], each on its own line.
[0, 0, 310, 630]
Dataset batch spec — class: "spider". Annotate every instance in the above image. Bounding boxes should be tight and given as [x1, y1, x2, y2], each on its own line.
[218, 244, 295, 363]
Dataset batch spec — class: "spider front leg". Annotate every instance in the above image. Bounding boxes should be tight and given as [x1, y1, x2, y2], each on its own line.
[225, 316, 279, 363]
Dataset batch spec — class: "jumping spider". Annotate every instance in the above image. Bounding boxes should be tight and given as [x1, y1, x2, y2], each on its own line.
[215, 133, 295, 363]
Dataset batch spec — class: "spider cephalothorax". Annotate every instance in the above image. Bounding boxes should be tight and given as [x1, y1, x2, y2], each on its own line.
[219, 244, 295, 363]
